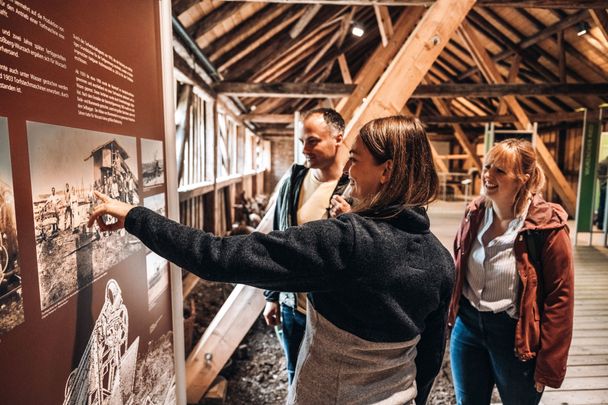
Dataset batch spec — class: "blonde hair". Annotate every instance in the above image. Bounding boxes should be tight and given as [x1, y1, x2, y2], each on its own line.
[354, 116, 438, 216]
[484, 138, 546, 215]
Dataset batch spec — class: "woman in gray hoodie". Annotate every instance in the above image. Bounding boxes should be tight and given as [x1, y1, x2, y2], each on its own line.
[89, 116, 454, 405]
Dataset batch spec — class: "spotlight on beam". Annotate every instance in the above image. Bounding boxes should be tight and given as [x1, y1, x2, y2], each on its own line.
[352, 24, 364, 38]
[577, 21, 590, 36]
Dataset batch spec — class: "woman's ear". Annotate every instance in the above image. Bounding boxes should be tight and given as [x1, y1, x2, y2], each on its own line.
[380, 160, 393, 185]
[521, 173, 530, 184]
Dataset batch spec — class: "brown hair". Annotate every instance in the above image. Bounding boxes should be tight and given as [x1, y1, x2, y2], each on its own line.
[354, 116, 438, 215]
[301, 108, 345, 138]
[484, 138, 546, 215]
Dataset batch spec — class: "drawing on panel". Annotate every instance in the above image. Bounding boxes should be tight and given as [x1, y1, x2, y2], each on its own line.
[0, 117, 25, 335]
[143, 193, 165, 217]
[28, 122, 142, 314]
[141, 139, 164, 189]
[63, 279, 175, 405]
[146, 252, 169, 310]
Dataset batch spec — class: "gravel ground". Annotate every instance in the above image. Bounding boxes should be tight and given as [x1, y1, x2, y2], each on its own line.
[223, 317, 457, 405]
[188, 277, 458, 405]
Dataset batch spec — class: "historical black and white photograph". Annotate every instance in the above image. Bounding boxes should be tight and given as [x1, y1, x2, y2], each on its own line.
[141, 138, 165, 189]
[0, 117, 25, 336]
[28, 122, 142, 315]
[63, 279, 175, 405]
[146, 252, 169, 311]
[144, 193, 166, 217]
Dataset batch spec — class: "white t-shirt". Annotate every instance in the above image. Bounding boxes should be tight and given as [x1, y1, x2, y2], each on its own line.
[295, 170, 339, 313]
[297, 170, 339, 225]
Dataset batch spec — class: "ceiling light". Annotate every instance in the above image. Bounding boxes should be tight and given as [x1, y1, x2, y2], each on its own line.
[352, 25, 364, 38]
[250, 105, 257, 112]
[577, 21, 590, 36]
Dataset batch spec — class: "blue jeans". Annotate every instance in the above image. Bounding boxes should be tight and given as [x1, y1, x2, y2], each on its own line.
[450, 299, 543, 405]
[281, 305, 306, 384]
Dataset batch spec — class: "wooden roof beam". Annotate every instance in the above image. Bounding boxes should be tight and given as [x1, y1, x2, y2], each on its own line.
[232, 6, 347, 81]
[190, 2, 244, 40]
[173, 0, 201, 17]
[411, 83, 608, 98]
[214, 82, 355, 98]
[425, 83, 483, 171]
[204, 4, 287, 60]
[290, 4, 323, 38]
[459, 20, 576, 216]
[374, 5, 394, 47]
[215, 6, 306, 73]
[336, 6, 425, 122]
[342, 0, 476, 164]
[420, 110, 585, 124]
[458, 10, 589, 81]
[240, 113, 294, 123]
[219, 0, 608, 8]
[590, 9, 608, 43]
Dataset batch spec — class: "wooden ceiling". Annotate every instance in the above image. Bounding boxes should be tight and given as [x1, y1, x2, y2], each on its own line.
[171, 0, 608, 136]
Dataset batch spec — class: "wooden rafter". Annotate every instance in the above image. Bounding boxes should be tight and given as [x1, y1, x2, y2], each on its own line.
[214, 82, 355, 97]
[228, 6, 346, 81]
[426, 90, 483, 171]
[458, 10, 588, 81]
[240, 113, 294, 123]
[174, 0, 202, 17]
[343, 0, 476, 154]
[402, 105, 449, 173]
[458, 20, 577, 216]
[420, 110, 585, 124]
[190, 2, 244, 40]
[336, 6, 425, 122]
[591, 8, 608, 43]
[497, 54, 521, 115]
[411, 83, 608, 98]
[216, 6, 306, 73]
[337, 54, 353, 84]
[374, 5, 394, 47]
[255, 26, 336, 82]
[516, 9, 608, 83]
[220, 0, 608, 9]
[303, 26, 343, 74]
[290, 4, 323, 38]
[475, 8, 594, 110]
[204, 4, 288, 60]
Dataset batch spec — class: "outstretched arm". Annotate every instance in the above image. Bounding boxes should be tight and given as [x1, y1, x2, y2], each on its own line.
[89, 192, 356, 292]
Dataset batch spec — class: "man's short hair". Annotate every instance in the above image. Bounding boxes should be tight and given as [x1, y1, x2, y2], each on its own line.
[302, 108, 345, 137]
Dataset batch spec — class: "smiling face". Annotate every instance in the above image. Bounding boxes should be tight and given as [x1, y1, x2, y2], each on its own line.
[300, 113, 342, 169]
[482, 156, 526, 209]
[348, 137, 389, 201]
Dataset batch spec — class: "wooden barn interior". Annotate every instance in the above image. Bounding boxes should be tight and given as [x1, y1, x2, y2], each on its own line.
[167, 1, 608, 404]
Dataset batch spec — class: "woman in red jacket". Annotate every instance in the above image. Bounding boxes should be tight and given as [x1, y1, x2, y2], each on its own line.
[448, 138, 574, 405]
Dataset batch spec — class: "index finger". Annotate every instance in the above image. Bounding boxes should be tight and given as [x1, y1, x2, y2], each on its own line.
[93, 190, 111, 203]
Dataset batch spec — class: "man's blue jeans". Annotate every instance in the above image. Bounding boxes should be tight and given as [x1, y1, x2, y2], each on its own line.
[281, 305, 306, 384]
[450, 299, 543, 405]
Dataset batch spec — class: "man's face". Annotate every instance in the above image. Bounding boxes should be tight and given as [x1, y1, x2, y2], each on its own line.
[51, 187, 55, 195]
[299, 113, 342, 169]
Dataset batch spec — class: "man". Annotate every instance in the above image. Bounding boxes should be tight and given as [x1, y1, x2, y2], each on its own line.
[64, 183, 73, 231]
[263, 108, 350, 384]
[44, 187, 61, 234]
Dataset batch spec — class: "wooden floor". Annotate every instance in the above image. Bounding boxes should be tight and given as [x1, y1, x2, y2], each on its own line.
[428, 201, 608, 405]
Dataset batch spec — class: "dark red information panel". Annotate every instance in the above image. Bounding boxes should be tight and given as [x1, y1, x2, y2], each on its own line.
[0, 1, 176, 403]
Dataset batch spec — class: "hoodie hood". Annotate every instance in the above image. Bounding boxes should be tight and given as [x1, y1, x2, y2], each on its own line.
[361, 205, 430, 234]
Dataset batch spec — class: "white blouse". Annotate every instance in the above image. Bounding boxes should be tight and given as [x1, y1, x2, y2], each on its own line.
[463, 203, 529, 318]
